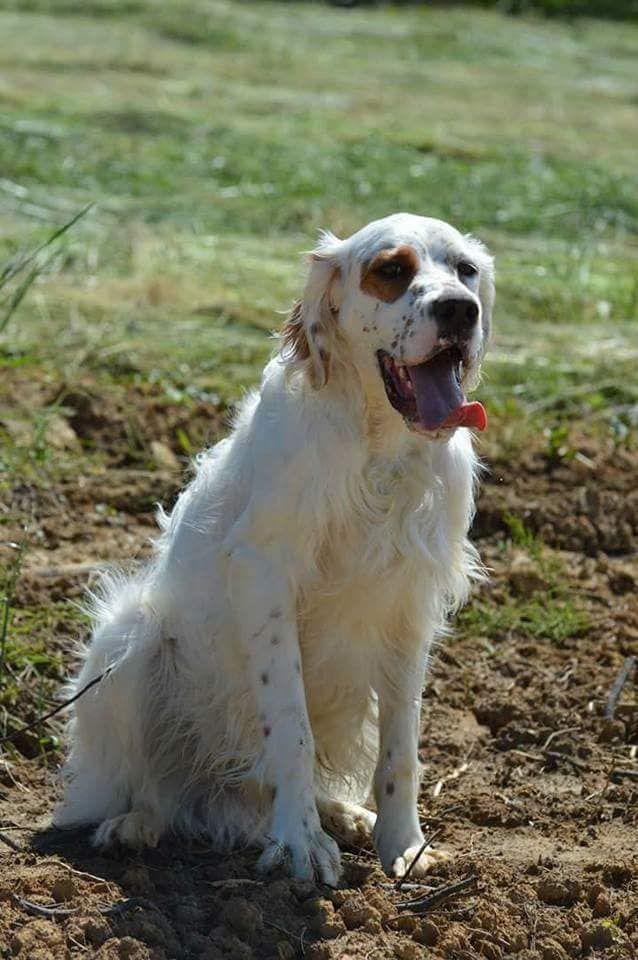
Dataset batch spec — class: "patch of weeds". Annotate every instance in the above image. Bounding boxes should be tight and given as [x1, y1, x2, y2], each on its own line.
[459, 514, 590, 646]
[0, 588, 89, 760]
[599, 917, 625, 943]
[503, 511, 543, 560]
[458, 594, 591, 646]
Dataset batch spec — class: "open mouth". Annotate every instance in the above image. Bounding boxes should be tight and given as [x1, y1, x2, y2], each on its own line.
[377, 347, 487, 433]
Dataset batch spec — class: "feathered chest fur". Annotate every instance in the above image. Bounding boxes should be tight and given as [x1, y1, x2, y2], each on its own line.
[298, 448, 460, 645]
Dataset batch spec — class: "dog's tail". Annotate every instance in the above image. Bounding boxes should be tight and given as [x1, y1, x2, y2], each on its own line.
[54, 570, 162, 829]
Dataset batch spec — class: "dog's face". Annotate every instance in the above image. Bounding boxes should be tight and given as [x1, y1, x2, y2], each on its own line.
[283, 213, 494, 439]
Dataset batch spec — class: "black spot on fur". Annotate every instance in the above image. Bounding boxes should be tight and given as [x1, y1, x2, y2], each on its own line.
[386, 782, 395, 796]
[387, 748, 392, 759]
[271, 634, 280, 646]
[310, 322, 319, 335]
[263, 725, 271, 737]
[294, 660, 301, 674]
[270, 607, 282, 619]
[260, 672, 269, 685]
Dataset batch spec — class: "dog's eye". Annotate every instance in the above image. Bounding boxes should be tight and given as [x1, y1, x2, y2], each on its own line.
[457, 261, 478, 280]
[376, 261, 405, 279]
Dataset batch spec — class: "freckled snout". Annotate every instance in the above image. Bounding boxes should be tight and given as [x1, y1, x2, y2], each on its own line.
[432, 296, 479, 342]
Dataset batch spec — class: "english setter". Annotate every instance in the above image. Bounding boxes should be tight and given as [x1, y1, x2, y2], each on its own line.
[55, 213, 494, 883]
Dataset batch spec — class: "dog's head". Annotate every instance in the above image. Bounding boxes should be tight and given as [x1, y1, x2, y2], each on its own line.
[282, 212, 494, 439]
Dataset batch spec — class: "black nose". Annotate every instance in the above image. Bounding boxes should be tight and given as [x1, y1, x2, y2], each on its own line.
[432, 297, 479, 340]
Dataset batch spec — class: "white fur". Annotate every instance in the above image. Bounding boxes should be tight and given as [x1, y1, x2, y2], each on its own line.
[55, 213, 494, 882]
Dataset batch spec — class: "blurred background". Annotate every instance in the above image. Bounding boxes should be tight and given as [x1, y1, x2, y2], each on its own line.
[1, 0, 637, 444]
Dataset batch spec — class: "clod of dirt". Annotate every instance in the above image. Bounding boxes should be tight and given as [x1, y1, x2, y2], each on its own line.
[597, 719, 627, 743]
[50, 875, 77, 902]
[541, 940, 569, 960]
[9, 918, 66, 958]
[580, 922, 618, 952]
[537, 878, 581, 906]
[94, 937, 159, 959]
[393, 941, 422, 960]
[303, 942, 339, 960]
[413, 918, 440, 945]
[219, 897, 263, 940]
[339, 894, 382, 930]
[608, 569, 635, 595]
[473, 698, 522, 733]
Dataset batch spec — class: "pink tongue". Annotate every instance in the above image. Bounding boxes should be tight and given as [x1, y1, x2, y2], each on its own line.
[408, 352, 487, 432]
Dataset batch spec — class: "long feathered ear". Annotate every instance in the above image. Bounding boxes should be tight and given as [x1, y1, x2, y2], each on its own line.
[281, 234, 342, 389]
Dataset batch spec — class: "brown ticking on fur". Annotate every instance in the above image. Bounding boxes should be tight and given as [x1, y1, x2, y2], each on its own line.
[360, 246, 419, 303]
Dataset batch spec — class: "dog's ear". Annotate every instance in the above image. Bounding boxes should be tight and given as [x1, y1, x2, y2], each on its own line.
[465, 236, 494, 344]
[281, 235, 342, 389]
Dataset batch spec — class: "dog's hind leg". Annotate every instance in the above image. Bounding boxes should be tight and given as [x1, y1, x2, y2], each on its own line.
[317, 796, 376, 849]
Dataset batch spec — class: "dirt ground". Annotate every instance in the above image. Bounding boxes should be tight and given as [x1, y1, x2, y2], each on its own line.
[1, 377, 637, 960]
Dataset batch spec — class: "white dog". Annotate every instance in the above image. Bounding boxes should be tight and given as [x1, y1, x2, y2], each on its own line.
[55, 213, 493, 884]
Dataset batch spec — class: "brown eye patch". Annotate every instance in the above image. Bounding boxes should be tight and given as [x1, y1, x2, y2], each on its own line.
[360, 245, 419, 303]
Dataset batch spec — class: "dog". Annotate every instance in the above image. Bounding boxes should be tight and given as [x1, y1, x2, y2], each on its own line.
[55, 212, 494, 883]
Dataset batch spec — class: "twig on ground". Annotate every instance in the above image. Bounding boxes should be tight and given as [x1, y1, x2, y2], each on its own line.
[37, 858, 114, 888]
[605, 657, 636, 720]
[0, 668, 111, 747]
[509, 748, 588, 773]
[432, 761, 470, 798]
[542, 750, 588, 772]
[541, 726, 580, 751]
[395, 873, 479, 914]
[11, 893, 158, 919]
[0, 830, 22, 852]
[610, 768, 638, 782]
[395, 828, 443, 890]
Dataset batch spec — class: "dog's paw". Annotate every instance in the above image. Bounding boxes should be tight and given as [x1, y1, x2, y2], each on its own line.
[257, 824, 342, 885]
[319, 798, 376, 848]
[93, 811, 161, 851]
[374, 821, 451, 878]
[390, 843, 451, 879]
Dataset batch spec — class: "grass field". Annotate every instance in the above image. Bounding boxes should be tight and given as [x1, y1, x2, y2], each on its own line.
[1, 3, 637, 959]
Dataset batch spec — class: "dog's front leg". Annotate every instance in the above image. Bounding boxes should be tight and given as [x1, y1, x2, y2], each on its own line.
[373, 648, 450, 878]
[227, 542, 341, 884]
